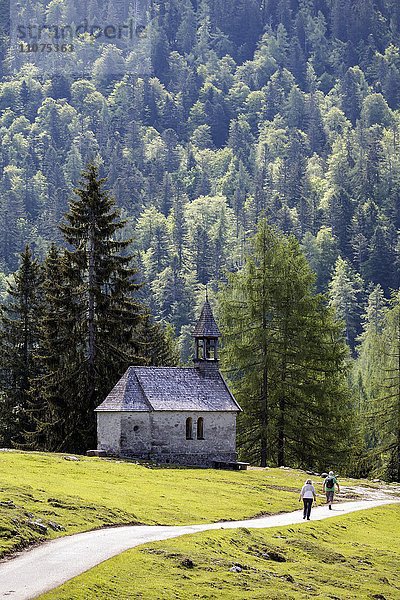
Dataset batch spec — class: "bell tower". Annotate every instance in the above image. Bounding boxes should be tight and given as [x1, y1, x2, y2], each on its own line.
[193, 293, 221, 375]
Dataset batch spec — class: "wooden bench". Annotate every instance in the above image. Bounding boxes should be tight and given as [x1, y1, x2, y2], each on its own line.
[86, 450, 108, 457]
[213, 461, 250, 471]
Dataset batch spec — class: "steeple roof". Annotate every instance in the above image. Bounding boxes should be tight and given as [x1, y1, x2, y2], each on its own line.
[192, 300, 221, 338]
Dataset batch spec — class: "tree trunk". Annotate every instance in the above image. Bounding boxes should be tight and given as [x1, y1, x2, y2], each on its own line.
[278, 320, 289, 467]
[260, 360, 268, 468]
[87, 223, 96, 407]
[260, 231, 269, 468]
[278, 395, 286, 467]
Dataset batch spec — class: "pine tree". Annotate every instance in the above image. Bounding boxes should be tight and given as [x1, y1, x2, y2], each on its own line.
[139, 318, 180, 367]
[383, 64, 400, 109]
[22, 245, 71, 451]
[285, 85, 307, 129]
[302, 226, 339, 292]
[340, 67, 368, 125]
[0, 246, 42, 446]
[365, 226, 397, 294]
[176, 0, 197, 54]
[329, 257, 364, 352]
[151, 262, 196, 334]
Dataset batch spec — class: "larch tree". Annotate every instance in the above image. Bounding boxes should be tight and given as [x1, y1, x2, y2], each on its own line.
[366, 292, 400, 481]
[380, 292, 400, 481]
[352, 284, 387, 474]
[328, 256, 364, 352]
[355, 284, 387, 392]
[218, 220, 353, 470]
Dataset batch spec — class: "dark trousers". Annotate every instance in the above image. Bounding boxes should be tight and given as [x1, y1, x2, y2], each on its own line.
[303, 498, 313, 518]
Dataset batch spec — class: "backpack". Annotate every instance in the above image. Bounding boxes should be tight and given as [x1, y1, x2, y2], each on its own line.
[325, 477, 335, 490]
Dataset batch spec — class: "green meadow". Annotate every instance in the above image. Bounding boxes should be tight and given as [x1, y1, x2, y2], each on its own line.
[1, 451, 398, 599]
[1, 451, 310, 558]
[40, 505, 400, 600]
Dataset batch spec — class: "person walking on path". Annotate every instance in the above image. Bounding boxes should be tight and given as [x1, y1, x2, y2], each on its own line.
[323, 471, 340, 509]
[299, 479, 317, 520]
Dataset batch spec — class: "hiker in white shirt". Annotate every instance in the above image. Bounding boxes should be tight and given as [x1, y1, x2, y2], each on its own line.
[299, 479, 317, 520]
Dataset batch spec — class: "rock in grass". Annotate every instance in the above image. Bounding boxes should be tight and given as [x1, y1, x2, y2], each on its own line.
[0, 500, 16, 508]
[262, 551, 286, 562]
[63, 456, 79, 462]
[27, 520, 48, 534]
[180, 558, 194, 568]
[48, 521, 65, 532]
[230, 565, 242, 573]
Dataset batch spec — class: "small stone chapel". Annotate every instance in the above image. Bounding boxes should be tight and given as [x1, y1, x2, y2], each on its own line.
[95, 299, 241, 466]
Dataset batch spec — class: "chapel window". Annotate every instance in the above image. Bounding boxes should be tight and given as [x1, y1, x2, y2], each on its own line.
[197, 417, 204, 440]
[186, 417, 193, 440]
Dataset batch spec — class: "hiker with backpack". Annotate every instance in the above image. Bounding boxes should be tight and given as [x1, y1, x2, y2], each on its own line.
[299, 479, 317, 520]
[323, 471, 340, 509]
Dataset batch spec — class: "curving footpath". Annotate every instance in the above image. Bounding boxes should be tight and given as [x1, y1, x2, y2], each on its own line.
[0, 499, 397, 600]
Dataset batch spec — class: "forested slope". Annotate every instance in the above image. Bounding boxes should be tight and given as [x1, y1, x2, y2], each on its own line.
[0, 0, 399, 349]
[1, 1, 400, 475]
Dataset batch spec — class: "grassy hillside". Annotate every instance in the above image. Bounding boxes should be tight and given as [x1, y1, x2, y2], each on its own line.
[2, 451, 399, 598]
[39, 505, 400, 600]
[0, 451, 315, 558]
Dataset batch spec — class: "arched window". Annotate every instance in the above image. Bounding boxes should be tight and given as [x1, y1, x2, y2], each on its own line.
[197, 417, 204, 440]
[186, 417, 193, 440]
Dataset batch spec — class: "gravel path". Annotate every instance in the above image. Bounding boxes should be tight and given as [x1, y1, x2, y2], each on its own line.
[0, 498, 397, 600]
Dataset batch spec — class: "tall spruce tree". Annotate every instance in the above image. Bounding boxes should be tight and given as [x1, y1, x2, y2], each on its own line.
[218, 221, 353, 469]
[0, 246, 42, 446]
[22, 245, 73, 451]
[54, 164, 145, 452]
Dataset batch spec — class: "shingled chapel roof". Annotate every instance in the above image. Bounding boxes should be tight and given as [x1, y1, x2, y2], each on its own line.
[192, 300, 221, 338]
[95, 366, 241, 413]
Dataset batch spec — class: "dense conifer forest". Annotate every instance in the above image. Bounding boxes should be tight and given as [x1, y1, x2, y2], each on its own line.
[0, 0, 399, 478]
